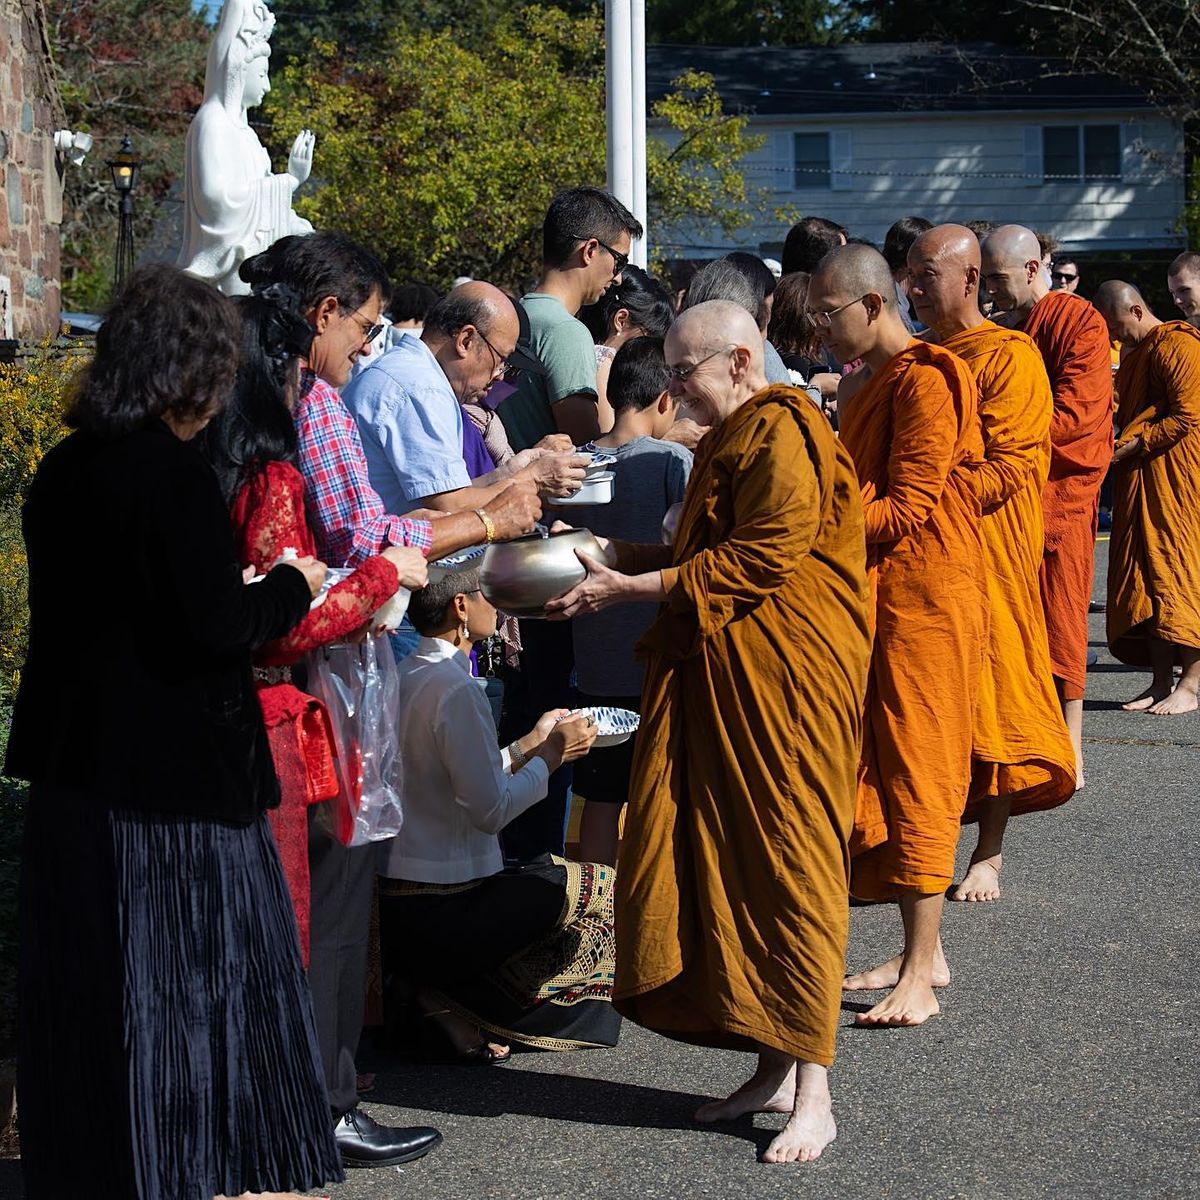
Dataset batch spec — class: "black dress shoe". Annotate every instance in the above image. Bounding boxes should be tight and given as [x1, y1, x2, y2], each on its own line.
[334, 1107, 442, 1168]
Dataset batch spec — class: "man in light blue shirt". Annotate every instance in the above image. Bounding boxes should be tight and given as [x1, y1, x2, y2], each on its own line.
[344, 281, 587, 516]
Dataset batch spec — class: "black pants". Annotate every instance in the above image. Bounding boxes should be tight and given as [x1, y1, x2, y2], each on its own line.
[307, 810, 376, 1118]
[498, 618, 575, 862]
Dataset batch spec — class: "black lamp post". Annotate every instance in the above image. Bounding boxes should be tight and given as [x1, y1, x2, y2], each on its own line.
[106, 134, 141, 289]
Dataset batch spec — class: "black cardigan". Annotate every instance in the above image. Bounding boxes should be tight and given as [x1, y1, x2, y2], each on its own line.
[4, 423, 313, 823]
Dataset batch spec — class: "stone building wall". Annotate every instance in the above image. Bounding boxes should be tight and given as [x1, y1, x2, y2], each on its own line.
[0, 0, 63, 340]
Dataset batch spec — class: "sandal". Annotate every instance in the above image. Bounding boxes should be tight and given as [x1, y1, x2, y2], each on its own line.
[457, 1041, 512, 1066]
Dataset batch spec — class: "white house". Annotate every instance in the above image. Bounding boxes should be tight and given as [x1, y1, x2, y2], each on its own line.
[646, 42, 1186, 262]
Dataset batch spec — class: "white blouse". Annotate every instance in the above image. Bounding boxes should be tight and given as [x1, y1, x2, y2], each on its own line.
[378, 636, 550, 884]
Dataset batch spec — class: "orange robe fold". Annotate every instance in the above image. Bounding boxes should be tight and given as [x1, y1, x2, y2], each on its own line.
[614, 386, 870, 1067]
[1107, 320, 1200, 663]
[839, 341, 986, 899]
[940, 323, 1076, 820]
[1019, 291, 1114, 699]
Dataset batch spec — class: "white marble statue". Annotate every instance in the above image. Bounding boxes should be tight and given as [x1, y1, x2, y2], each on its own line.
[177, 0, 315, 295]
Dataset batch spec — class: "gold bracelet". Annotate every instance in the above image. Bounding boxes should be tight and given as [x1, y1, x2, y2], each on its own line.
[475, 507, 496, 544]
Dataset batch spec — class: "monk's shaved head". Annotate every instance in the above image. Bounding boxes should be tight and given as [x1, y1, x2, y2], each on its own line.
[810, 242, 896, 303]
[981, 225, 1043, 270]
[670, 300, 764, 368]
[1093, 278, 1160, 346]
[907, 225, 984, 336]
[979, 224, 1048, 318]
[665, 300, 768, 426]
[910, 224, 980, 270]
[1092, 279, 1145, 318]
[1168, 251, 1200, 323]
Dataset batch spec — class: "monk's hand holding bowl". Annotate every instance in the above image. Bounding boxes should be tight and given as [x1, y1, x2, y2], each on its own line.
[545, 552, 625, 620]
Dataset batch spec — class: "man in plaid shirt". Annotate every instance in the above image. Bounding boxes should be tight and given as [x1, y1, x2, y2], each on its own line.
[296, 367, 541, 569]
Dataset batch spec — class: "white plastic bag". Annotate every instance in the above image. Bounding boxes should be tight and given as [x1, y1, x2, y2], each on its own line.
[304, 636, 403, 846]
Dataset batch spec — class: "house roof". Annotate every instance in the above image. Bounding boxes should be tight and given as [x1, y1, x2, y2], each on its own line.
[646, 42, 1154, 118]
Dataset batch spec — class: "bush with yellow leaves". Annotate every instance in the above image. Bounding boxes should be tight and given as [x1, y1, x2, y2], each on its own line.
[0, 343, 84, 701]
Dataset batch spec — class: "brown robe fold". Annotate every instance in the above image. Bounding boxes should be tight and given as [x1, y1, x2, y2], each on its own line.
[614, 386, 870, 1067]
[839, 341, 986, 899]
[940, 323, 1076, 820]
[1019, 291, 1114, 700]
[1107, 320, 1200, 663]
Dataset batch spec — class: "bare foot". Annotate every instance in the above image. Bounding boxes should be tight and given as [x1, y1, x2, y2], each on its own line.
[1122, 685, 1171, 711]
[695, 1059, 796, 1122]
[853, 976, 940, 1027]
[843, 943, 950, 991]
[1148, 688, 1199, 716]
[951, 855, 1001, 902]
[762, 1097, 837, 1164]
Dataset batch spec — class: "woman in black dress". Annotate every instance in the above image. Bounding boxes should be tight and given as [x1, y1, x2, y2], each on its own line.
[5, 264, 343, 1200]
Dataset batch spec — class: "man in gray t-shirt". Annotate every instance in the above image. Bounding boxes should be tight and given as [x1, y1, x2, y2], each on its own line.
[555, 336, 692, 865]
[500, 187, 643, 452]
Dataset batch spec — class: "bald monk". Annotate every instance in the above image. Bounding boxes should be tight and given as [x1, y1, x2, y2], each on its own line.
[980, 225, 1113, 783]
[1093, 281, 1200, 714]
[808, 244, 985, 1024]
[908, 226, 1075, 904]
[546, 300, 870, 1163]
[1167, 251, 1200, 329]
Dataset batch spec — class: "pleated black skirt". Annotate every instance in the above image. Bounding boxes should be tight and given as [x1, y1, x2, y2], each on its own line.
[17, 785, 344, 1200]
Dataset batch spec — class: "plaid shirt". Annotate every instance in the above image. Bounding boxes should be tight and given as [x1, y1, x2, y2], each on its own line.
[294, 369, 433, 567]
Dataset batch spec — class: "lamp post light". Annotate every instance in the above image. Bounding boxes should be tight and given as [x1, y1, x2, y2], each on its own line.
[107, 134, 141, 289]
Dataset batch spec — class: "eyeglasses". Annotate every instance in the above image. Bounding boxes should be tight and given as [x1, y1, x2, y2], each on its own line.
[475, 327, 519, 378]
[1051, 272, 1078, 283]
[570, 232, 629, 277]
[346, 308, 384, 345]
[666, 345, 735, 383]
[804, 294, 884, 329]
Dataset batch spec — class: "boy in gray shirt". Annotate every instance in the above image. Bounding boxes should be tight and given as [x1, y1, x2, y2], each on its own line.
[558, 336, 692, 864]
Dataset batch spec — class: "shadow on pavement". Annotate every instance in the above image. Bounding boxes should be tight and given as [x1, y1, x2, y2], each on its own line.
[364, 1056, 762, 1146]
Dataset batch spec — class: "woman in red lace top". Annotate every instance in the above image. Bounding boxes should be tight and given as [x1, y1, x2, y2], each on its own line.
[204, 285, 429, 962]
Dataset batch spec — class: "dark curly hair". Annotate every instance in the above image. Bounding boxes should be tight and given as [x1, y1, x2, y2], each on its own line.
[239, 231, 391, 316]
[200, 284, 316, 503]
[67, 264, 241, 439]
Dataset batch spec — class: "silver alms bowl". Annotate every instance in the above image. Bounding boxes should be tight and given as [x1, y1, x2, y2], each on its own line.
[479, 528, 604, 618]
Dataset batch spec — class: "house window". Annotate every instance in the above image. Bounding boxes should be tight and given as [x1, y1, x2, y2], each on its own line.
[794, 132, 831, 189]
[1041, 125, 1121, 181]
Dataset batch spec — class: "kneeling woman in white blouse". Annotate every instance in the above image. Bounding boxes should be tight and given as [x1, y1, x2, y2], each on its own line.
[379, 565, 622, 1062]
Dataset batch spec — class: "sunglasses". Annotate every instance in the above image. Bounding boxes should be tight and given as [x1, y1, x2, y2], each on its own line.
[1052, 272, 1078, 283]
[570, 232, 629, 277]
[346, 308, 384, 344]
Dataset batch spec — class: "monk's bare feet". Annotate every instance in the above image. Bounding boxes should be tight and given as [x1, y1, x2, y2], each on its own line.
[762, 1098, 837, 1164]
[1122, 685, 1170, 711]
[843, 942, 950, 991]
[854, 975, 940, 1027]
[951, 854, 1001, 902]
[1148, 687, 1199, 716]
[695, 1056, 796, 1122]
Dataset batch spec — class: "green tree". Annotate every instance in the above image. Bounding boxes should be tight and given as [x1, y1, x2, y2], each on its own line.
[267, 6, 773, 290]
[48, 0, 210, 310]
[646, 0, 865, 47]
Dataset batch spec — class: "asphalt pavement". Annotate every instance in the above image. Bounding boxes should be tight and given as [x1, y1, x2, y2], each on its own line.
[3, 538, 1197, 1200]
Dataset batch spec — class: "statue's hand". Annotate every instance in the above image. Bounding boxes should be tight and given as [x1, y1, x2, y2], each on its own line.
[288, 129, 315, 185]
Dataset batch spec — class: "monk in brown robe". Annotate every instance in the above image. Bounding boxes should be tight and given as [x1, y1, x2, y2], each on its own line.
[980, 225, 1113, 784]
[808, 244, 985, 1025]
[908, 225, 1076, 904]
[546, 301, 870, 1163]
[1093, 281, 1200, 714]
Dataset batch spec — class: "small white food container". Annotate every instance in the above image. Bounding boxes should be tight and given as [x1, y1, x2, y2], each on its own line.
[555, 469, 615, 506]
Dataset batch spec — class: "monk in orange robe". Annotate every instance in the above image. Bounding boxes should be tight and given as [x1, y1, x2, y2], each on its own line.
[908, 225, 1076, 904]
[1093, 281, 1200, 714]
[546, 301, 870, 1164]
[980, 225, 1113, 783]
[808, 244, 986, 1025]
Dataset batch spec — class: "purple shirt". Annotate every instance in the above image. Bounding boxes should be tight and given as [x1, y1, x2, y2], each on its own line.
[462, 411, 497, 477]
